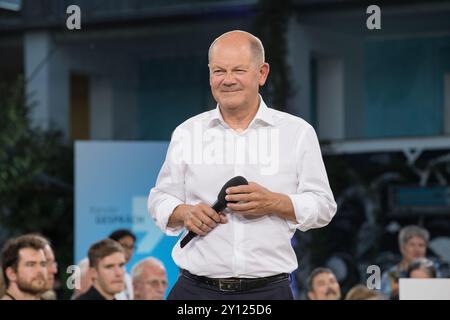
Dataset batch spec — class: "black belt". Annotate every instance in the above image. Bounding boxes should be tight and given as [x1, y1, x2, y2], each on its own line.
[181, 269, 289, 292]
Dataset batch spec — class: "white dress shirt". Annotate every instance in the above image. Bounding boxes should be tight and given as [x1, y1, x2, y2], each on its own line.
[148, 97, 337, 278]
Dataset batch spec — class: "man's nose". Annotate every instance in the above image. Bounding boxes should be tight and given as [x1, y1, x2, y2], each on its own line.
[115, 267, 124, 276]
[222, 72, 236, 85]
[37, 268, 46, 278]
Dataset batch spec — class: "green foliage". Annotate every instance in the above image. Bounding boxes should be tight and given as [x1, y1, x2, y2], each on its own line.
[0, 77, 73, 298]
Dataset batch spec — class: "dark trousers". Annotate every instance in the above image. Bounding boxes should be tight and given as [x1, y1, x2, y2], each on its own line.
[167, 272, 294, 300]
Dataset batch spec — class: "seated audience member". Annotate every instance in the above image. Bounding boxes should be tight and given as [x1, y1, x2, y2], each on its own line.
[76, 238, 126, 300]
[407, 257, 437, 278]
[1, 235, 48, 300]
[109, 229, 136, 300]
[307, 267, 341, 300]
[380, 225, 430, 299]
[132, 257, 168, 300]
[29, 234, 58, 300]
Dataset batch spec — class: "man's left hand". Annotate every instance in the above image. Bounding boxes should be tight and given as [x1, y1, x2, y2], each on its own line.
[225, 182, 296, 221]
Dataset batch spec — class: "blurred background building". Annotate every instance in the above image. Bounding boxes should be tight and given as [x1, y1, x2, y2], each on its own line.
[1, 0, 450, 299]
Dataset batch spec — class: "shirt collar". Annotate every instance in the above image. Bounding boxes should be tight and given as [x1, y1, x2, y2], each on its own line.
[208, 95, 275, 128]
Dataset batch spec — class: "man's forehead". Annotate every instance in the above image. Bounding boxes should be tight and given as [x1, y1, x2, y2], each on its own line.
[209, 62, 251, 69]
[210, 35, 253, 55]
[18, 247, 46, 261]
[142, 265, 166, 276]
[209, 46, 258, 68]
[100, 252, 125, 264]
[406, 236, 426, 243]
[143, 271, 167, 280]
[314, 272, 335, 282]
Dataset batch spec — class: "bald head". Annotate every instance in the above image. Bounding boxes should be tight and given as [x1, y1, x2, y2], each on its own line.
[208, 30, 265, 65]
[132, 258, 168, 300]
[131, 257, 165, 280]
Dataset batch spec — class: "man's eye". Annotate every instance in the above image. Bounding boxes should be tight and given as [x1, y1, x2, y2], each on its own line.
[214, 70, 224, 74]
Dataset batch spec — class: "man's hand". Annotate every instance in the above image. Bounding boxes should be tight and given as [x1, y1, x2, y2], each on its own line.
[170, 203, 228, 236]
[225, 182, 297, 222]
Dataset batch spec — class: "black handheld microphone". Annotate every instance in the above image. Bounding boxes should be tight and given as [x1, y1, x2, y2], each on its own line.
[180, 176, 248, 248]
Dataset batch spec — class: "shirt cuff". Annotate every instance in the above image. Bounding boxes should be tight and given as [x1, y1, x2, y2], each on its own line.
[155, 197, 185, 236]
[288, 193, 319, 232]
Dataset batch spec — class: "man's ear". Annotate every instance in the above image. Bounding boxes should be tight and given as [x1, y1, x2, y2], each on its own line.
[5, 266, 17, 283]
[86, 267, 94, 280]
[258, 63, 270, 86]
[90, 267, 98, 282]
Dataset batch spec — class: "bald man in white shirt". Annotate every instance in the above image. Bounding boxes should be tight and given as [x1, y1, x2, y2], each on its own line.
[148, 30, 337, 300]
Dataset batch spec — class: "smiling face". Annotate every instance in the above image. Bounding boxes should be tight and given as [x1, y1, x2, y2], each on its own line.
[208, 32, 269, 114]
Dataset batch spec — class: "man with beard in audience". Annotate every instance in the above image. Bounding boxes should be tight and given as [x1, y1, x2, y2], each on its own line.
[307, 267, 342, 300]
[1, 235, 48, 300]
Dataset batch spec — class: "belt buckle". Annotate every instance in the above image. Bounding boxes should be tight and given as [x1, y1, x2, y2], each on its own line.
[219, 279, 241, 292]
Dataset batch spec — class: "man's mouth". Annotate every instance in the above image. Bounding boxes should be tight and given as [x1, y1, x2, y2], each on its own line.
[221, 89, 241, 93]
[325, 288, 337, 296]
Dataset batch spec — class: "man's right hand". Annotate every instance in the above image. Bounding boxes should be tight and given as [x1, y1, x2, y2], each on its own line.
[169, 203, 228, 236]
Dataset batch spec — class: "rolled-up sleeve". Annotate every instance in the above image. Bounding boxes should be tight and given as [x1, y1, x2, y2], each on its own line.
[288, 125, 337, 231]
[148, 128, 186, 236]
